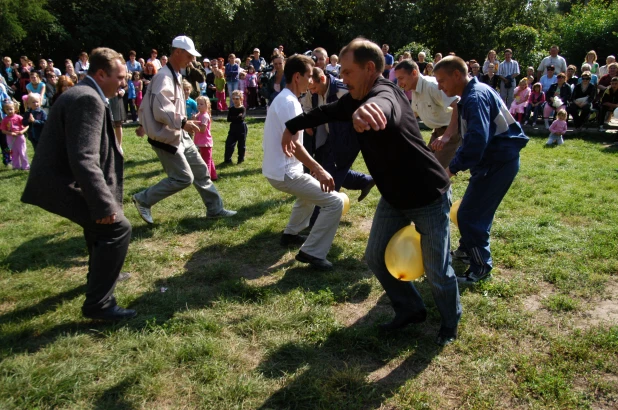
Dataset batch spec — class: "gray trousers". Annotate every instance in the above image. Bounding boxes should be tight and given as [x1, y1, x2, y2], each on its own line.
[500, 82, 515, 107]
[135, 131, 223, 215]
[267, 174, 343, 259]
[428, 126, 462, 169]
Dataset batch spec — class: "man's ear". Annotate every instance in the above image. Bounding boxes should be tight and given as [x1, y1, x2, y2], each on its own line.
[365, 60, 376, 73]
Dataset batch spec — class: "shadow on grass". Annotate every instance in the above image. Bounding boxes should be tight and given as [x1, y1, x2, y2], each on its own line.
[0, 171, 24, 181]
[3, 234, 87, 273]
[0, 284, 86, 325]
[0, 221, 368, 359]
[127, 197, 295, 238]
[92, 377, 138, 410]
[256, 298, 442, 410]
[122, 157, 160, 170]
[215, 166, 262, 179]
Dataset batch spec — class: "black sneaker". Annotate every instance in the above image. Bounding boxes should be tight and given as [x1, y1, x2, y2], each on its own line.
[457, 268, 492, 284]
[435, 327, 458, 346]
[295, 250, 333, 270]
[357, 180, 376, 202]
[451, 249, 470, 265]
[280, 233, 307, 246]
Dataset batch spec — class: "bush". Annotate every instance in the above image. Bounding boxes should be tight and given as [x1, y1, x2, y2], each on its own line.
[394, 41, 433, 62]
[556, 0, 618, 65]
[499, 24, 545, 70]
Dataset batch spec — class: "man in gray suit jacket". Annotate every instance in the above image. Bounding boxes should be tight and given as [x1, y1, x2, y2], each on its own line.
[22, 48, 136, 321]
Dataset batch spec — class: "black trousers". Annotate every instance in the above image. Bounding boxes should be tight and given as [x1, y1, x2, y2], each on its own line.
[224, 123, 248, 162]
[71, 213, 132, 315]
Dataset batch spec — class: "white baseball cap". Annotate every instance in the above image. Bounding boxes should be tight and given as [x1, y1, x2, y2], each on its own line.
[172, 36, 201, 57]
[203, 58, 210, 63]
[253, 48, 260, 53]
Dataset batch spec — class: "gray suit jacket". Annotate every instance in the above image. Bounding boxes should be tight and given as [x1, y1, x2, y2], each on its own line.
[21, 77, 124, 223]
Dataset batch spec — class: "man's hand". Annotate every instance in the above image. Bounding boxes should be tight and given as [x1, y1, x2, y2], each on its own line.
[136, 125, 145, 137]
[352, 102, 387, 133]
[183, 120, 200, 134]
[96, 213, 117, 224]
[312, 167, 335, 192]
[431, 133, 452, 152]
[281, 128, 296, 157]
[29, 114, 34, 122]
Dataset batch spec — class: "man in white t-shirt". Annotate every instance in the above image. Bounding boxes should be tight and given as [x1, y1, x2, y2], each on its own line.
[537, 45, 567, 78]
[263, 54, 342, 270]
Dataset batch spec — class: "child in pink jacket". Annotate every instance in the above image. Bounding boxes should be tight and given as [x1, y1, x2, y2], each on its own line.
[547, 109, 568, 145]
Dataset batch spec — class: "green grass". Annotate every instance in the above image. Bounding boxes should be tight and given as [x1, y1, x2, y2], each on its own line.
[1, 120, 617, 409]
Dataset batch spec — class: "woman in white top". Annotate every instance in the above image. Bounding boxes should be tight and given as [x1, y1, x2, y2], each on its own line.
[482, 50, 500, 74]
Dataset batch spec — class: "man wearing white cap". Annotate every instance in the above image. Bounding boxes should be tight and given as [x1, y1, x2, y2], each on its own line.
[133, 35, 236, 223]
[250, 48, 266, 73]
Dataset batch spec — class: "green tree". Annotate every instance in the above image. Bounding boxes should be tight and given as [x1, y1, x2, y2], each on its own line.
[556, 0, 618, 65]
[0, 0, 62, 57]
[499, 24, 544, 72]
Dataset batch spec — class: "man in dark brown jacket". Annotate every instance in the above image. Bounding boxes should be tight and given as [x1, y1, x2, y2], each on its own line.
[21, 48, 136, 321]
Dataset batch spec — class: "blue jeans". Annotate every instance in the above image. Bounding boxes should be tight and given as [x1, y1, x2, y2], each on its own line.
[365, 192, 462, 331]
[227, 80, 239, 106]
[457, 156, 520, 275]
[524, 103, 544, 123]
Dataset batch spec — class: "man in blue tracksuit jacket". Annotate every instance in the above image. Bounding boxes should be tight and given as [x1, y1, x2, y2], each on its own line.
[434, 56, 529, 283]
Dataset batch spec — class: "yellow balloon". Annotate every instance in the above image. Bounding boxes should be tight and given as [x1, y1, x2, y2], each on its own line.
[339, 192, 350, 216]
[385, 224, 424, 281]
[450, 199, 461, 228]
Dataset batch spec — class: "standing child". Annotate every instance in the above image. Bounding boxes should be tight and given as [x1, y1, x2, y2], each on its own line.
[126, 72, 137, 122]
[547, 109, 568, 145]
[132, 71, 143, 108]
[183, 80, 198, 119]
[224, 90, 247, 164]
[22, 93, 47, 151]
[194, 96, 217, 180]
[245, 65, 258, 110]
[509, 78, 530, 123]
[238, 71, 248, 109]
[214, 69, 228, 111]
[1, 100, 29, 170]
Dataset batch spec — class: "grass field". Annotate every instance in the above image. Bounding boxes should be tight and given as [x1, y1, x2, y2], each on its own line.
[1, 118, 617, 409]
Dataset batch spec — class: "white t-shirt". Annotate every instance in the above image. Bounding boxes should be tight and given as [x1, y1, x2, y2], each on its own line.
[413, 75, 458, 129]
[262, 87, 304, 181]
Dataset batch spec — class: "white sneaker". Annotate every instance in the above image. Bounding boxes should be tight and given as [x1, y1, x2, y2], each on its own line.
[132, 195, 153, 224]
[207, 209, 237, 218]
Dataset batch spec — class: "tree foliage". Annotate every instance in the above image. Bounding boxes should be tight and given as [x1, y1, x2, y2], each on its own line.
[0, 0, 614, 72]
[557, 0, 618, 64]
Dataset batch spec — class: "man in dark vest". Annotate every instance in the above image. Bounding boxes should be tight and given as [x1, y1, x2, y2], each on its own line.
[21, 48, 136, 321]
[301, 67, 375, 201]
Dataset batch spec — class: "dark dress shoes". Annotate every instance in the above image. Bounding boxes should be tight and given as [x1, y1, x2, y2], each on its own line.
[295, 250, 333, 270]
[435, 327, 458, 346]
[358, 180, 376, 202]
[280, 233, 307, 246]
[378, 309, 427, 332]
[84, 305, 137, 321]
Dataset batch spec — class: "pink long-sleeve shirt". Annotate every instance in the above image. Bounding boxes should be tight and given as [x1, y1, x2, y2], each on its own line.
[549, 119, 567, 135]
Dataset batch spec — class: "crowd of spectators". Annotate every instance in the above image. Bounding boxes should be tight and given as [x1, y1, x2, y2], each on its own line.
[2, 43, 617, 134]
